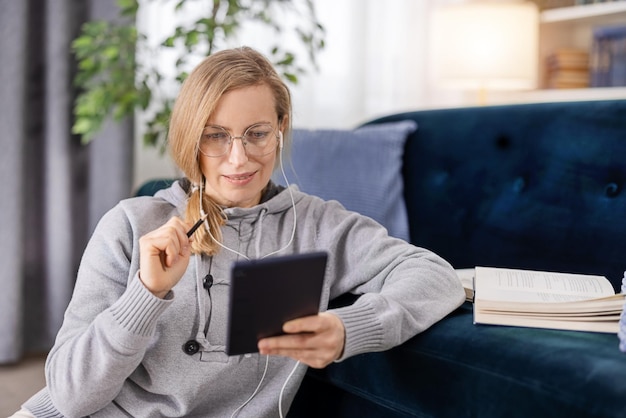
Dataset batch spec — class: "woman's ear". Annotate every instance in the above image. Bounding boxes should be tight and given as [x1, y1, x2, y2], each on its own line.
[279, 116, 289, 149]
[279, 115, 289, 132]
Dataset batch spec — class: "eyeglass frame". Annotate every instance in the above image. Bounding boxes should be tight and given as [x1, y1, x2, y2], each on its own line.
[197, 122, 281, 158]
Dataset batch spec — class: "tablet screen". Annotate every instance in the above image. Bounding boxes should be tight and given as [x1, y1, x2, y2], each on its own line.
[226, 251, 328, 356]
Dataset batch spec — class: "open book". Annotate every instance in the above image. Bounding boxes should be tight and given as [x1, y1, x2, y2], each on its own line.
[456, 268, 475, 302]
[473, 266, 625, 333]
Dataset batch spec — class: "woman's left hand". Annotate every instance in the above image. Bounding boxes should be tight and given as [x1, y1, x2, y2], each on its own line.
[258, 312, 345, 368]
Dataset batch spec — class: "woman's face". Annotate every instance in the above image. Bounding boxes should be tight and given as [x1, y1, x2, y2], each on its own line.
[200, 84, 283, 208]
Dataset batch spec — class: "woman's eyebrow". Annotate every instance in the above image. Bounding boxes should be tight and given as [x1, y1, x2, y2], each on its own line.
[203, 121, 273, 130]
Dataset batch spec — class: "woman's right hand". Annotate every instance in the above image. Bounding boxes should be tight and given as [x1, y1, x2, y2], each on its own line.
[138, 217, 192, 298]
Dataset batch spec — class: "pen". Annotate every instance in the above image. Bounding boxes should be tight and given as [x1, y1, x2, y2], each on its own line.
[186, 214, 207, 237]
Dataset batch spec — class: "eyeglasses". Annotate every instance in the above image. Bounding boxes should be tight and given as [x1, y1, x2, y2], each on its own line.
[198, 123, 279, 157]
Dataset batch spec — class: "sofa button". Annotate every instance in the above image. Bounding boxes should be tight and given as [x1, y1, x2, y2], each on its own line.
[496, 134, 511, 150]
[605, 182, 620, 197]
[183, 340, 200, 355]
[512, 177, 525, 192]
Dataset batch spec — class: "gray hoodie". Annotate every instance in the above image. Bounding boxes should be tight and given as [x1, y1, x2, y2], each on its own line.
[23, 180, 465, 417]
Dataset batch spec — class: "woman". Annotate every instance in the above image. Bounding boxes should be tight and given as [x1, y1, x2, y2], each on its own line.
[17, 46, 465, 417]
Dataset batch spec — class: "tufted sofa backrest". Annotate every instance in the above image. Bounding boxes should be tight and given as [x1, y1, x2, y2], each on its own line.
[366, 100, 626, 290]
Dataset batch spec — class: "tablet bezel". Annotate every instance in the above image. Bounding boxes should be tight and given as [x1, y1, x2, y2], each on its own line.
[225, 251, 328, 356]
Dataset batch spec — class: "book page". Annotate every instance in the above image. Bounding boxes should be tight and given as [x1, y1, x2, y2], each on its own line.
[455, 268, 475, 302]
[478, 293, 625, 314]
[475, 266, 615, 303]
[474, 312, 620, 333]
[456, 268, 475, 290]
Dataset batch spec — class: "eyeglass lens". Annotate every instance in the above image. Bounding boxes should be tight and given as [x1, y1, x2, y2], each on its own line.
[199, 123, 277, 157]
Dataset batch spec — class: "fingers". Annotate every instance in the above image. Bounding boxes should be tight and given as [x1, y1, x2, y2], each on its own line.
[141, 218, 190, 265]
[139, 217, 193, 298]
[258, 313, 345, 368]
[159, 219, 191, 267]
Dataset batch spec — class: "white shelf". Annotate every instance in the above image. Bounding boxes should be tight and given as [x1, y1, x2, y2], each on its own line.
[541, 1, 626, 24]
[488, 87, 626, 106]
[442, 2, 626, 106]
[537, 1, 626, 93]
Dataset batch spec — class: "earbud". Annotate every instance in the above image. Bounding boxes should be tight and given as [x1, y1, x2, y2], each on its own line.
[278, 131, 283, 150]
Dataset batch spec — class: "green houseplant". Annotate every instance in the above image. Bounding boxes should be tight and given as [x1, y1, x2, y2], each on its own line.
[71, 0, 325, 151]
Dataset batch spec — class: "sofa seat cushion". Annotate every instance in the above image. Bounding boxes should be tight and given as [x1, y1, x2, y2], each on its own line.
[299, 303, 626, 418]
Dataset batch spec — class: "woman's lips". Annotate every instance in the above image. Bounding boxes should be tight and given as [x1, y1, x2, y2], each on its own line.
[223, 171, 256, 185]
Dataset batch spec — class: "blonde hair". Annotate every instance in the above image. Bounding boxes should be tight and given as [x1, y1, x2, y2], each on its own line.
[168, 47, 292, 255]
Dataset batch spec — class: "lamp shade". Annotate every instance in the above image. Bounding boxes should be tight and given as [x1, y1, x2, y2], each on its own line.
[431, 1, 539, 90]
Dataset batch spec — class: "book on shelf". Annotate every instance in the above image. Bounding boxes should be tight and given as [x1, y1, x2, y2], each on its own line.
[546, 70, 590, 89]
[545, 48, 590, 89]
[547, 48, 589, 70]
[472, 266, 625, 333]
[575, 0, 626, 4]
[591, 25, 626, 87]
[531, 0, 576, 10]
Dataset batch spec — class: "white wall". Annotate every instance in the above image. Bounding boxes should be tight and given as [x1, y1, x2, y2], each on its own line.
[132, 0, 463, 191]
[291, 0, 432, 128]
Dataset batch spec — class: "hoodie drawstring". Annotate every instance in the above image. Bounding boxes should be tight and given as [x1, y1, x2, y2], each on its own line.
[254, 208, 268, 258]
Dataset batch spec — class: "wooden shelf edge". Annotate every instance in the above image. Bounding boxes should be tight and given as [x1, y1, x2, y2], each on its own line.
[541, 1, 626, 23]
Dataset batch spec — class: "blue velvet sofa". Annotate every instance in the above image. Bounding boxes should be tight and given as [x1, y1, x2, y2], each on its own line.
[290, 100, 626, 418]
[139, 99, 626, 418]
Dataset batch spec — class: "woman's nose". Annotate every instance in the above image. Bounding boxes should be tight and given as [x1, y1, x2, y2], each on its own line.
[228, 137, 249, 166]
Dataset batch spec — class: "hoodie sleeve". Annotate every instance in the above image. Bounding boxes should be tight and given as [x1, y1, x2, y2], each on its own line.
[312, 199, 466, 360]
[43, 203, 174, 417]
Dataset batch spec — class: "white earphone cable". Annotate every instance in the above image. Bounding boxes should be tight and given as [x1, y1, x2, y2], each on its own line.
[229, 355, 270, 418]
[199, 133, 299, 416]
[278, 360, 301, 418]
[200, 132, 296, 261]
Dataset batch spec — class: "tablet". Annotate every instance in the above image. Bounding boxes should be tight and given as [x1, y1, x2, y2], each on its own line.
[225, 251, 328, 356]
